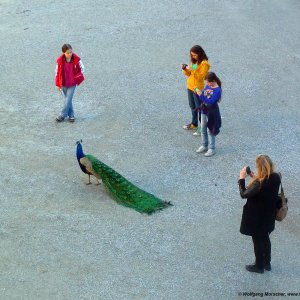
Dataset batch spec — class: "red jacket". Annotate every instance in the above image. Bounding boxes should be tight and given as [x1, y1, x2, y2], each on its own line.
[55, 53, 84, 88]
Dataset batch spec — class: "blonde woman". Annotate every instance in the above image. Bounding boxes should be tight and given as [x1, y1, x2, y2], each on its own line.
[238, 155, 281, 273]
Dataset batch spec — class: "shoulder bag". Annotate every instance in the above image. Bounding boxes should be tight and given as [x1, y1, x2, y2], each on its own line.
[276, 173, 288, 222]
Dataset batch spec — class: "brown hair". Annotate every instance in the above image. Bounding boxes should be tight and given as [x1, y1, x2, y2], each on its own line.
[205, 72, 222, 88]
[190, 45, 208, 64]
[62, 44, 72, 53]
[249, 155, 276, 186]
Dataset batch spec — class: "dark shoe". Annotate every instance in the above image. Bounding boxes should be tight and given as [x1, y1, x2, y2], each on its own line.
[68, 116, 75, 122]
[56, 115, 64, 122]
[245, 264, 264, 273]
[264, 263, 272, 271]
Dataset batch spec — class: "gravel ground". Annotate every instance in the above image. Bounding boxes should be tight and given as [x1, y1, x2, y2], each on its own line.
[1, 0, 300, 299]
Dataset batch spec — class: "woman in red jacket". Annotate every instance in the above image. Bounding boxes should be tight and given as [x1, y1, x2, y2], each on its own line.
[55, 44, 84, 122]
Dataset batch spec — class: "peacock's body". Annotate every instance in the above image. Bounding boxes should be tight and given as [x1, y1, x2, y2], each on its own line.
[76, 140, 172, 214]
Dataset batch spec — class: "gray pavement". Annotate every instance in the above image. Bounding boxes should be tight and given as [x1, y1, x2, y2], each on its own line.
[0, 0, 300, 299]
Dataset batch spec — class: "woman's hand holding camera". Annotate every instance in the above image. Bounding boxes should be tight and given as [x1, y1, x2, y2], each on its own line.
[181, 63, 190, 70]
[240, 167, 247, 179]
[240, 166, 254, 179]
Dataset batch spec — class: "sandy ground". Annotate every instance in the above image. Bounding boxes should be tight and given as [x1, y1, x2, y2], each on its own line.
[1, 0, 300, 299]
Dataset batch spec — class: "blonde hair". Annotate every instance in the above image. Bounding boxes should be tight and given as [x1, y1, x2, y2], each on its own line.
[249, 154, 276, 186]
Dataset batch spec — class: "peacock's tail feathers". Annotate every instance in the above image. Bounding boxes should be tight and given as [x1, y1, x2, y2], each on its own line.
[84, 154, 172, 214]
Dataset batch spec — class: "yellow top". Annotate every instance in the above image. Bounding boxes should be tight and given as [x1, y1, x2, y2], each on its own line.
[183, 60, 210, 91]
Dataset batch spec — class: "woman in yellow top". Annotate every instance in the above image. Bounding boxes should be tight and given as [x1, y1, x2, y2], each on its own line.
[182, 45, 210, 131]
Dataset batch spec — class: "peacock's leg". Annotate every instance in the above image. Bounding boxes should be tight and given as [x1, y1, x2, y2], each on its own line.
[95, 177, 101, 185]
[86, 174, 92, 185]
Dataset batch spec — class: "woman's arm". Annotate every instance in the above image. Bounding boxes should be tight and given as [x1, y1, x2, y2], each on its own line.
[193, 61, 210, 90]
[55, 64, 61, 88]
[79, 60, 85, 73]
[182, 67, 191, 76]
[238, 179, 260, 199]
[202, 88, 221, 105]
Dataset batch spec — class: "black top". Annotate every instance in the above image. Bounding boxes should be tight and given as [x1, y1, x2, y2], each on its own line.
[239, 173, 281, 236]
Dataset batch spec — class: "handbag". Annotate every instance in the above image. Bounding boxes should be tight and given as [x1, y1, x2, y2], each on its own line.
[275, 173, 288, 222]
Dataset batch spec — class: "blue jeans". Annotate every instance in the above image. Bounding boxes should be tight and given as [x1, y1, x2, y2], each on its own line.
[201, 113, 216, 150]
[187, 89, 201, 126]
[60, 85, 76, 118]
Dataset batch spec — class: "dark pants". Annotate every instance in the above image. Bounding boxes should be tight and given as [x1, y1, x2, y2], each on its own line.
[252, 233, 271, 269]
[187, 89, 201, 126]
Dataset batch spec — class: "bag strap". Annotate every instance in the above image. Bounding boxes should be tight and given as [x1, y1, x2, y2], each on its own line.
[278, 172, 284, 195]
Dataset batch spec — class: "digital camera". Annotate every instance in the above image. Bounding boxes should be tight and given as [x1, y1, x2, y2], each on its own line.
[246, 166, 252, 175]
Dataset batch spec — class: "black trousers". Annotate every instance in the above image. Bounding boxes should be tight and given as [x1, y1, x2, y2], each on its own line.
[252, 233, 271, 268]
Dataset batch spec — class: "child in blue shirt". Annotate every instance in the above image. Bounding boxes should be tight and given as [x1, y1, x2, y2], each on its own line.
[195, 72, 222, 157]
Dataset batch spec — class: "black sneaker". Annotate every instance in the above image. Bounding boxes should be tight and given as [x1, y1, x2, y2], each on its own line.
[56, 115, 64, 122]
[68, 116, 75, 122]
[264, 263, 272, 271]
[245, 264, 264, 273]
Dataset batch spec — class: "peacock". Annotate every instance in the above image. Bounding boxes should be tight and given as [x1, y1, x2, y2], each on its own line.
[76, 140, 172, 214]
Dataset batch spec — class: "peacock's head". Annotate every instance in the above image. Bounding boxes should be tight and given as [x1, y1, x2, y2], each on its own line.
[76, 139, 85, 159]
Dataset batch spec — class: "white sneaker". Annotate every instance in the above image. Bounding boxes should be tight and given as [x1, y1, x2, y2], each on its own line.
[193, 131, 201, 136]
[196, 146, 208, 153]
[204, 149, 216, 157]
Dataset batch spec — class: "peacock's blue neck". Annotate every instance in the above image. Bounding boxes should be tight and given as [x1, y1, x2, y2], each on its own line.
[76, 143, 85, 161]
